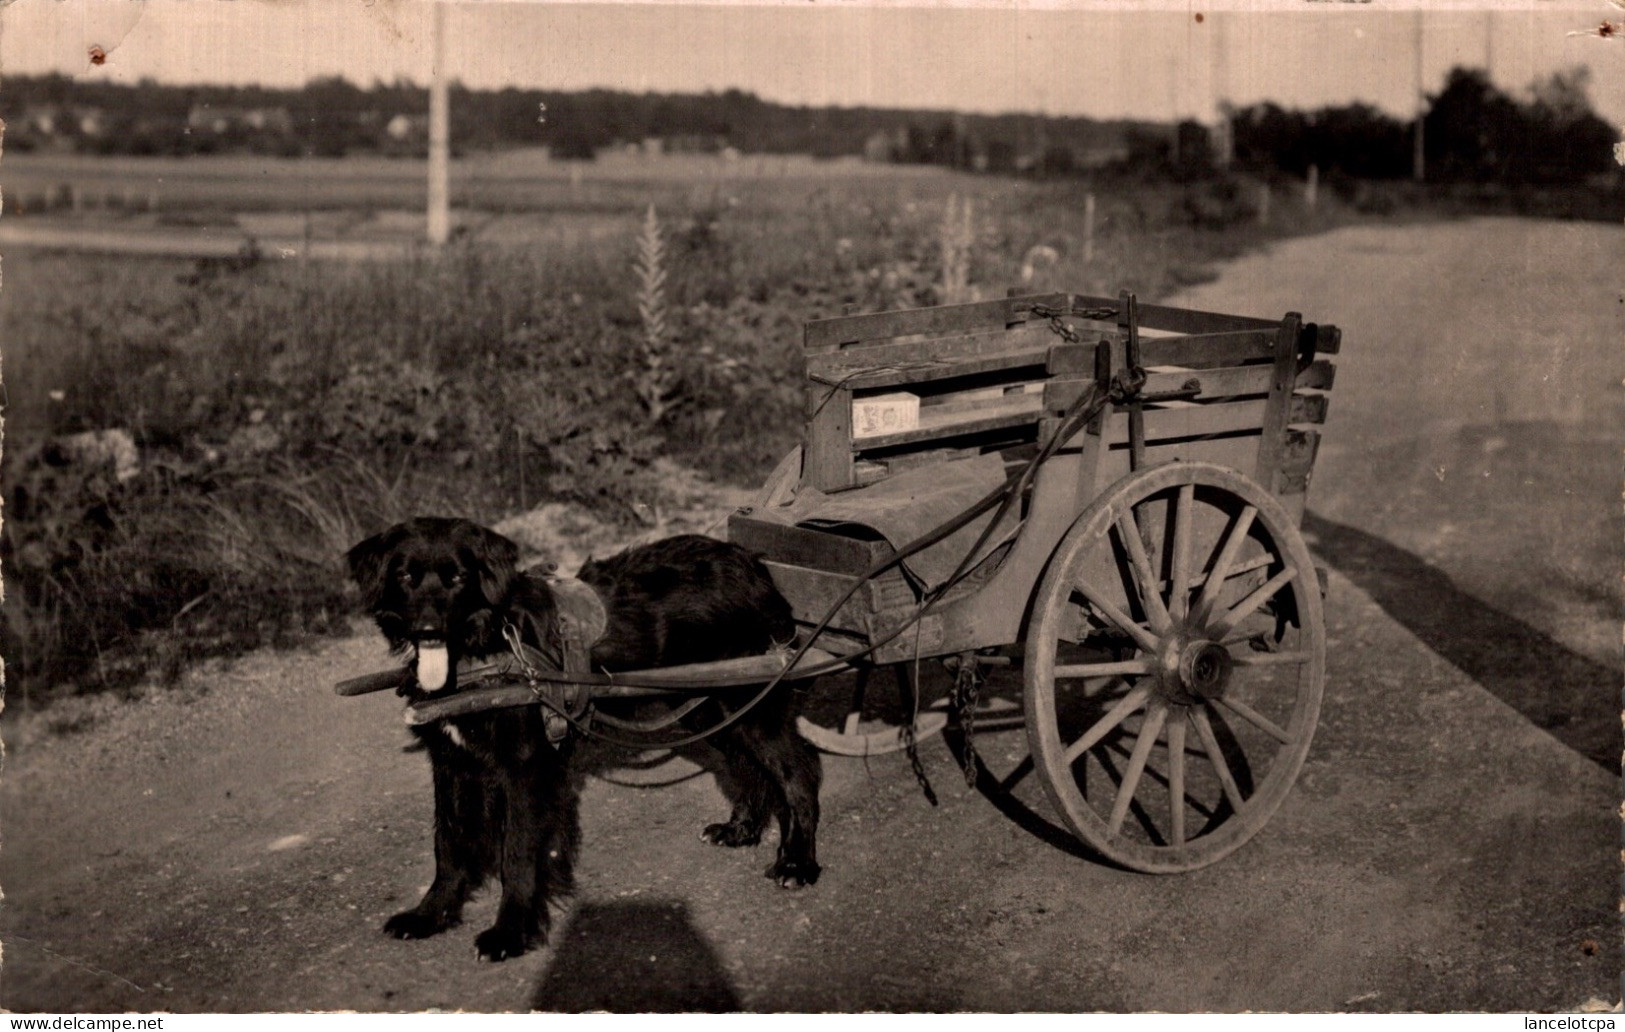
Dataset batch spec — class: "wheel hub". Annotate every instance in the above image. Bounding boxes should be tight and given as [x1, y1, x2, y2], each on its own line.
[1156, 636, 1233, 704]
[1177, 639, 1233, 700]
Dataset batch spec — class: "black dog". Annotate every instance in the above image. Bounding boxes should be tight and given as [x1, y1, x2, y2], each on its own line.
[347, 517, 822, 962]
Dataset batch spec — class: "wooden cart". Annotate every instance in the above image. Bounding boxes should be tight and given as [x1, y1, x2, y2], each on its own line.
[340, 289, 1341, 874]
[727, 289, 1340, 872]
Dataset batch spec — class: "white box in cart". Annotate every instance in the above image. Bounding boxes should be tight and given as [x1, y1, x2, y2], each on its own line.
[852, 392, 920, 439]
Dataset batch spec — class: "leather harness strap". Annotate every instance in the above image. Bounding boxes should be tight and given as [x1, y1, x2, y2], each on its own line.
[535, 575, 608, 743]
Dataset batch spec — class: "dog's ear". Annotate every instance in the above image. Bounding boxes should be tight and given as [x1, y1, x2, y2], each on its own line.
[461, 523, 520, 606]
[346, 524, 407, 605]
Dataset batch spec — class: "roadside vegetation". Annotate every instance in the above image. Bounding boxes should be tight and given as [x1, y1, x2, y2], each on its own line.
[2, 167, 1335, 705]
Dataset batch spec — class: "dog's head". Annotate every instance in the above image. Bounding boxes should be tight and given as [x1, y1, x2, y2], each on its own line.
[346, 517, 519, 690]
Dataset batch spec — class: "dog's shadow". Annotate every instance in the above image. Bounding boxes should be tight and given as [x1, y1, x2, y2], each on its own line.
[530, 899, 740, 1012]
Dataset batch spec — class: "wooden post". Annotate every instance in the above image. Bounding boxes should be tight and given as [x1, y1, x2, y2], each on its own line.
[1083, 192, 1096, 263]
[804, 382, 854, 492]
[1258, 184, 1271, 226]
[1304, 164, 1318, 211]
[427, 0, 450, 246]
[1254, 313, 1304, 493]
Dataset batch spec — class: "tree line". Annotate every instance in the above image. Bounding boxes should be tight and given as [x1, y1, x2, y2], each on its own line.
[4, 66, 1616, 185]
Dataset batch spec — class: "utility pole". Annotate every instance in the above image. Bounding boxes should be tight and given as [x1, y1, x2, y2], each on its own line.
[1212, 11, 1233, 169]
[1412, 9, 1426, 183]
[427, 0, 450, 246]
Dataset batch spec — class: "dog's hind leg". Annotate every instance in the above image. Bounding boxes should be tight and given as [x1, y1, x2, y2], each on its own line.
[474, 741, 579, 963]
[384, 751, 490, 940]
[699, 731, 775, 848]
[720, 687, 823, 888]
[754, 717, 823, 889]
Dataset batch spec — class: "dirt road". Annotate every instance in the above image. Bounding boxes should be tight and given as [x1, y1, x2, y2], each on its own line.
[2, 217, 1617, 1013]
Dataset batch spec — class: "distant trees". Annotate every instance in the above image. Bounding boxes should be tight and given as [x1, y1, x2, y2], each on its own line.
[1232, 66, 1615, 186]
[1232, 102, 1411, 181]
[2, 65, 1614, 187]
[1425, 67, 1615, 184]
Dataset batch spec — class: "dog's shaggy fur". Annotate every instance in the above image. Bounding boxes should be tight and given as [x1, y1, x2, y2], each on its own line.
[347, 517, 822, 962]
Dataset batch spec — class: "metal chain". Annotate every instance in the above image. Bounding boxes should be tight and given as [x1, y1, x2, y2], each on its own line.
[950, 654, 984, 788]
[1031, 302, 1119, 346]
[901, 718, 939, 808]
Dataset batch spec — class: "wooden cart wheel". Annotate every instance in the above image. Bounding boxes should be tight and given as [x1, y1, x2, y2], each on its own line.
[1024, 461, 1325, 872]
[796, 663, 949, 756]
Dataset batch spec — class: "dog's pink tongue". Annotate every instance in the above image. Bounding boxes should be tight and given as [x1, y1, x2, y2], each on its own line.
[416, 644, 449, 690]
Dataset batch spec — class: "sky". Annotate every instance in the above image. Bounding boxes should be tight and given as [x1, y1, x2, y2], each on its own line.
[3, 1, 1623, 127]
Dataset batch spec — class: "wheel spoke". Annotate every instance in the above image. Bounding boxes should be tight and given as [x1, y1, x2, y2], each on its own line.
[1116, 511, 1172, 634]
[1062, 683, 1152, 764]
[1074, 580, 1162, 654]
[1169, 483, 1195, 623]
[1215, 552, 1275, 581]
[1107, 702, 1168, 837]
[1190, 505, 1258, 626]
[1191, 705, 1246, 813]
[1208, 566, 1297, 640]
[1167, 711, 1188, 847]
[1216, 696, 1293, 745]
[1232, 650, 1310, 667]
[1054, 659, 1153, 679]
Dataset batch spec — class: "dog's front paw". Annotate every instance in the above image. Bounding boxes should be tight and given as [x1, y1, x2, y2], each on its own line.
[384, 909, 457, 940]
[766, 855, 821, 889]
[474, 924, 539, 963]
[701, 820, 762, 848]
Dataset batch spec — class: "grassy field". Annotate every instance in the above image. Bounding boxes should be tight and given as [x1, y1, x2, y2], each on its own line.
[3, 150, 963, 220]
[1, 151, 1343, 703]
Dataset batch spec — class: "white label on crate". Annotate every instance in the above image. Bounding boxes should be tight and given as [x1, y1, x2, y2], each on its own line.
[852, 392, 920, 439]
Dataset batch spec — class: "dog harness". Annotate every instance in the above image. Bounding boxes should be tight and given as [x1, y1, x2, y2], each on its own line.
[532, 574, 608, 743]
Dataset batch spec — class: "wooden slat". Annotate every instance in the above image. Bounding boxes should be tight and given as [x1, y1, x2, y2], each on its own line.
[1051, 329, 1315, 376]
[1315, 324, 1342, 355]
[815, 349, 1050, 391]
[804, 293, 1068, 352]
[1291, 393, 1328, 424]
[1296, 360, 1336, 391]
[1044, 360, 1334, 413]
[1066, 394, 1323, 450]
[871, 443, 986, 476]
[1066, 293, 1282, 334]
[853, 393, 1043, 451]
[1281, 429, 1321, 475]
[1105, 401, 1268, 443]
[1141, 330, 1279, 369]
[805, 382, 854, 491]
[728, 513, 889, 576]
[808, 322, 1059, 378]
[1276, 429, 1322, 495]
